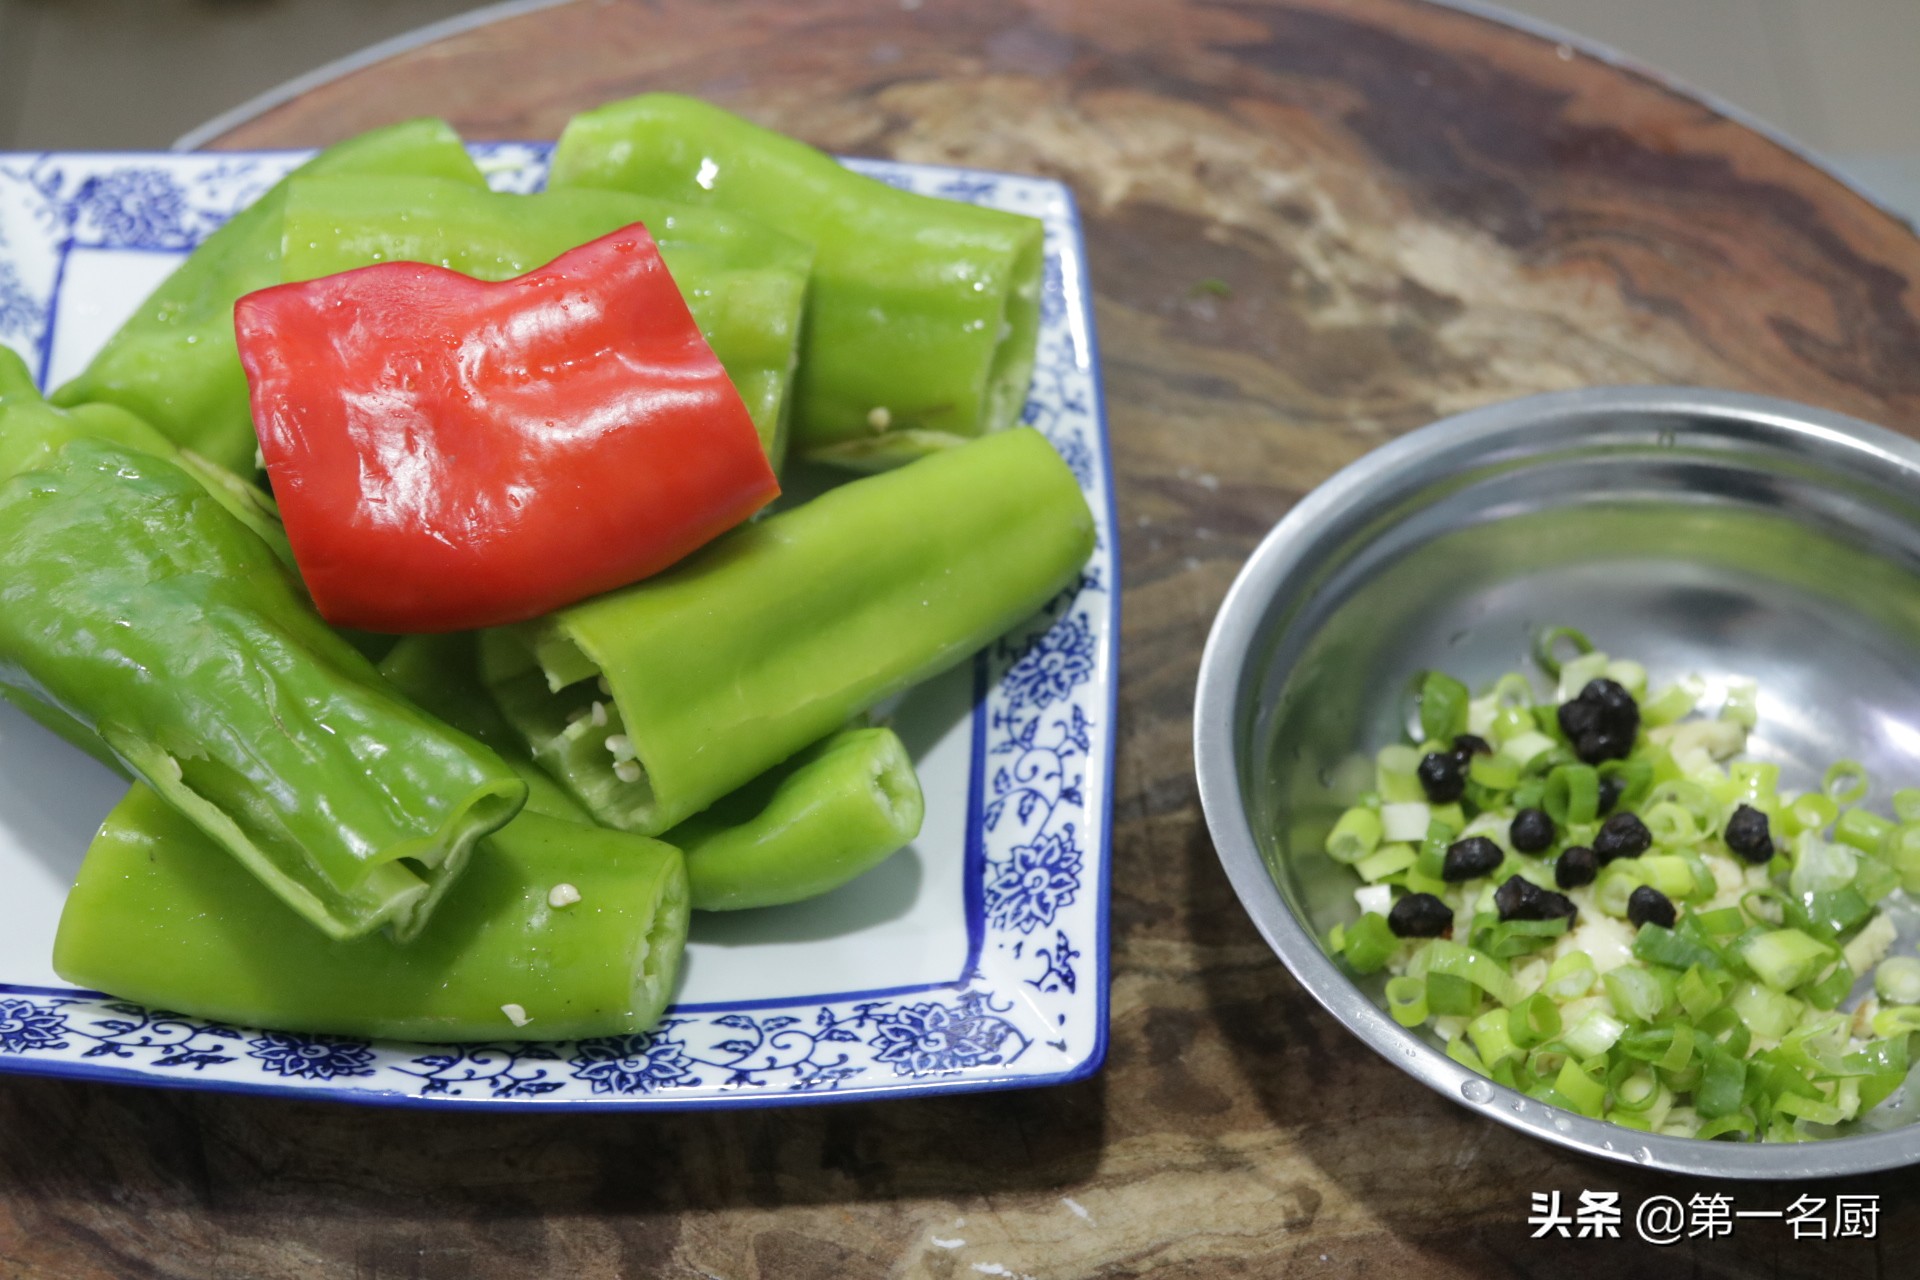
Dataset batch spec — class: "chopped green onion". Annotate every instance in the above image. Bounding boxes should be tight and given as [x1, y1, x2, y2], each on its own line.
[1676, 965, 1724, 1021]
[1474, 914, 1571, 959]
[1554, 1058, 1607, 1116]
[1742, 929, 1834, 992]
[1632, 924, 1719, 972]
[1385, 974, 1429, 1027]
[1798, 886, 1871, 940]
[1533, 626, 1593, 679]
[1824, 760, 1870, 807]
[1834, 808, 1893, 854]
[1423, 939, 1521, 1006]
[1872, 1005, 1920, 1037]
[1355, 841, 1418, 883]
[1887, 823, 1920, 892]
[1695, 1047, 1748, 1119]
[1557, 651, 1611, 704]
[1326, 806, 1384, 864]
[1788, 836, 1858, 898]
[1445, 1034, 1487, 1073]
[1542, 764, 1599, 827]
[1414, 818, 1456, 880]
[1894, 788, 1920, 823]
[1379, 802, 1431, 843]
[1603, 659, 1647, 700]
[1341, 912, 1399, 974]
[1417, 670, 1470, 742]
[1509, 993, 1563, 1049]
[1731, 761, 1779, 804]
[1500, 731, 1556, 768]
[1467, 752, 1520, 790]
[1662, 1022, 1697, 1072]
[1730, 980, 1803, 1040]
[1469, 1007, 1519, 1066]
[1798, 957, 1855, 1011]
[1426, 972, 1480, 1017]
[1604, 967, 1666, 1024]
[1876, 956, 1920, 1006]
[1639, 677, 1702, 728]
[1642, 801, 1700, 847]
[1718, 680, 1757, 730]
[1782, 792, 1838, 837]
[1694, 1113, 1756, 1140]
[1376, 744, 1423, 802]
[1688, 908, 1745, 939]
[1543, 952, 1596, 1001]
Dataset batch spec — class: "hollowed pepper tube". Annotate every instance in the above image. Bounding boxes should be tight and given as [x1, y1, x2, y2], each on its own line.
[481, 426, 1093, 836]
[548, 93, 1044, 471]
[51, 118, 487, 477]
[277, 175, 811, 471]
[54, 784, 688, 1042]
[669, 725, 925, 911]
[0, 438, 525, 940]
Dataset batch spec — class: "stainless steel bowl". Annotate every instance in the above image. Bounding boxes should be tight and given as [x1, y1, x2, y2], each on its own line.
[1194, 386, 1920, 1177]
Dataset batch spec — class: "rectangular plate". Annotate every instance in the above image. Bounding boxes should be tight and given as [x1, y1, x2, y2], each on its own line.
[0, 146, 1116, 1108]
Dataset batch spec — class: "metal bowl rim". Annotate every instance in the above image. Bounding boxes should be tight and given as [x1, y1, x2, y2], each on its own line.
[1195, 385, 1920, 1178]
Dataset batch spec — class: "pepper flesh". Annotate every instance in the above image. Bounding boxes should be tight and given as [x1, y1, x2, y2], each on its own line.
[0, 438, 525, 940]
[237, 224, 780, 633]
[278, 175, 811, 470]
[483, 426, 1093, 835]
[378, 633, 589, 824]
[671, 725, 925, 911]
[54, 784, 687, 1042]
[549, 93, 1044, 470]
[51, 119, 487, 477]
[0, 346, 291, 768]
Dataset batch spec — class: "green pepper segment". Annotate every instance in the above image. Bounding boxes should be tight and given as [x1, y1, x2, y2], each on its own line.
[51, 118, 487, 476]
[671, 725, 925, 911]
[278, 175, 811, 469]
[1, 344, 291, 563]
[54, 784, 688, 1043]
[0, 439, 525, 940]
[549, 93, 1044, 470]
[378, 633, 589, 824]
[483, 426, 1093, 836]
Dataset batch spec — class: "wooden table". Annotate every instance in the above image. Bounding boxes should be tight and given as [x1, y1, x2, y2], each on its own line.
[7, 1, 1919, 1275]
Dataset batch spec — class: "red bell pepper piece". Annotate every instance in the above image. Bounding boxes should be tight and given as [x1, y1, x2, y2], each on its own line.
[235, 224, 779, 633]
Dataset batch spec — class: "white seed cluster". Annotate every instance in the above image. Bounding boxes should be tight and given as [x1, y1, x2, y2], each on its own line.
[500, 1002, 530, 1027]
[548, 882, 582, 909]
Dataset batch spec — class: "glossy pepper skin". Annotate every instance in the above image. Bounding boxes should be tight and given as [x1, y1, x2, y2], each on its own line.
[0, 438, 526, 940]
[55, 785, 688, 1043]
[236, 224, 781, 634]
[549, 94, 1045, 471]
[671, 725, 924, 911]
[483, 427, 1094, 836]
[51, 119, 487, 477]
[0, 347, 290, 768]
[279, 175, 811, 470]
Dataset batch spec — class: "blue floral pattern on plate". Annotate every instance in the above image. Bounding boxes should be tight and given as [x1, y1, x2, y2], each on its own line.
[0, 145, 1116, 1109]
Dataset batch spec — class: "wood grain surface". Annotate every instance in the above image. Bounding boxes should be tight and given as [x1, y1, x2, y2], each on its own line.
[7, 1, 1920, 1276]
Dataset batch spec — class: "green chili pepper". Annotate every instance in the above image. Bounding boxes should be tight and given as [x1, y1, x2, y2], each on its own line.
[482, 426, 1092, 835]
[669, 724, 924, 910]
[275, 175, 811, 470]
[54, 784, 687, 1042]
[0, 438, 525, 940]
[51, 118, 487, 476]
[378, 632, 589, 824]
[549, 93, 1045, 470]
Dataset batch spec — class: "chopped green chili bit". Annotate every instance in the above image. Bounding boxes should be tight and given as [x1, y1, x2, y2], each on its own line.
[1323, 639, 1920, 1142]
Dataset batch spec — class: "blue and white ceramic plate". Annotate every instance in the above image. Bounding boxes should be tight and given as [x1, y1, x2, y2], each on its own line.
[0, 146, 1116, 1108]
